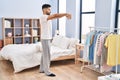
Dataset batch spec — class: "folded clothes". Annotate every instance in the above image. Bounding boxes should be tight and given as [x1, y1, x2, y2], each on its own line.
[105, 74, 120, 80]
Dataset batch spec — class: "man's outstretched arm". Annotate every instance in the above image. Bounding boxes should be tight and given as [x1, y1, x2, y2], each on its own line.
[47, 13, 71, 20]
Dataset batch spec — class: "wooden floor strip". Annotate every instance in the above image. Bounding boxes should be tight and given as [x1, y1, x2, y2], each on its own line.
[0, 60, 103, 80]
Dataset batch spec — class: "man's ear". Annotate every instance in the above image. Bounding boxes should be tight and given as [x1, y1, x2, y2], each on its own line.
[42, 8, 46, 12]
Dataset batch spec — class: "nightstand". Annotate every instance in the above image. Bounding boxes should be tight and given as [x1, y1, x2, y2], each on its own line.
[75, 43, 90, 63]
[75, 44, 90, 72]
[75, 43, 84, 64]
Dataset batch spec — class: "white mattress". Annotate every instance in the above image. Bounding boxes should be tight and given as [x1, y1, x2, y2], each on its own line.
[0, 44, 75, 73]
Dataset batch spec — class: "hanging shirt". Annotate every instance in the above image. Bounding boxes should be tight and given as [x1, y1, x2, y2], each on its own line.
[89, 32, 100, 63]
[105, 34, 120, 66]
[98, 33, 109, 66]
[40, 15, 52, 39]
[83, 31, 95, 61]
[97, 32, 109, 56]
[94, 33, 103, 65]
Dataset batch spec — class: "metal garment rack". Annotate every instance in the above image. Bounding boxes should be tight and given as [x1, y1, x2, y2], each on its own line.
[81, 27, 120, 75]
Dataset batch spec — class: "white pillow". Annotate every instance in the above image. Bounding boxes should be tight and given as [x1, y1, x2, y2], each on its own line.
[69, 38, 79, 49]
[36, 42, 43, 52]
[52, 35, 63, 47]
[52, 36, 71, 49]
[58, 37, 71, 49]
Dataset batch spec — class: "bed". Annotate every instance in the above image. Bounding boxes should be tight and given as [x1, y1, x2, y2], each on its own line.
[0, 36, 79, 73]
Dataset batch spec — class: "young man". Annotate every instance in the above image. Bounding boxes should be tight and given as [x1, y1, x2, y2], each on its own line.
[40, 4, 71, 77]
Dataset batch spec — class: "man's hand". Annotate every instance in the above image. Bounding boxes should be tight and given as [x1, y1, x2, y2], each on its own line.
[47, 13, 72, 20]
[66, 13, 72, 19]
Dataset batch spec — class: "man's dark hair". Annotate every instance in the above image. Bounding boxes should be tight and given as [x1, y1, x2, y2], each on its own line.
[42, 4, 51, 9]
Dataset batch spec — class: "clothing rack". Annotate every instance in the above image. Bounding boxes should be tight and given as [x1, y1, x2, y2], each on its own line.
[81, 27, 120, 75]
[89, 26, 120, 32]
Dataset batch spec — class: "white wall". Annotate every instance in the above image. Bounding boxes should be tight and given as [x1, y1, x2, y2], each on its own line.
[50, 0, 58, 36]
[0, 0, 58, 39]
[66, 0, 80, 39]
[59, 0, 66, 36]
[95, 0, 116, 30]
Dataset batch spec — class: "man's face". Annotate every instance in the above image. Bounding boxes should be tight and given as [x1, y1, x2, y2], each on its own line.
[43, 7, 51, 15]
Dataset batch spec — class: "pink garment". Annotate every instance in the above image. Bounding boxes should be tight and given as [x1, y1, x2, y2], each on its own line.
[94, 33, 102, 64]
[97, 32, 109, 56]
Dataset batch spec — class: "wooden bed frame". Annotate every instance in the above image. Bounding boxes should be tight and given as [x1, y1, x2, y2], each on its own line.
[52, 54, 75, 61]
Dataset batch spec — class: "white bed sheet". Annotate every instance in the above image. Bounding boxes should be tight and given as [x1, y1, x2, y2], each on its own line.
[0, 44, 75, 73]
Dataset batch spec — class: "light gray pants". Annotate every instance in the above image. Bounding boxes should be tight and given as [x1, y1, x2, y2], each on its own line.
[40, 39, 51, 75]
